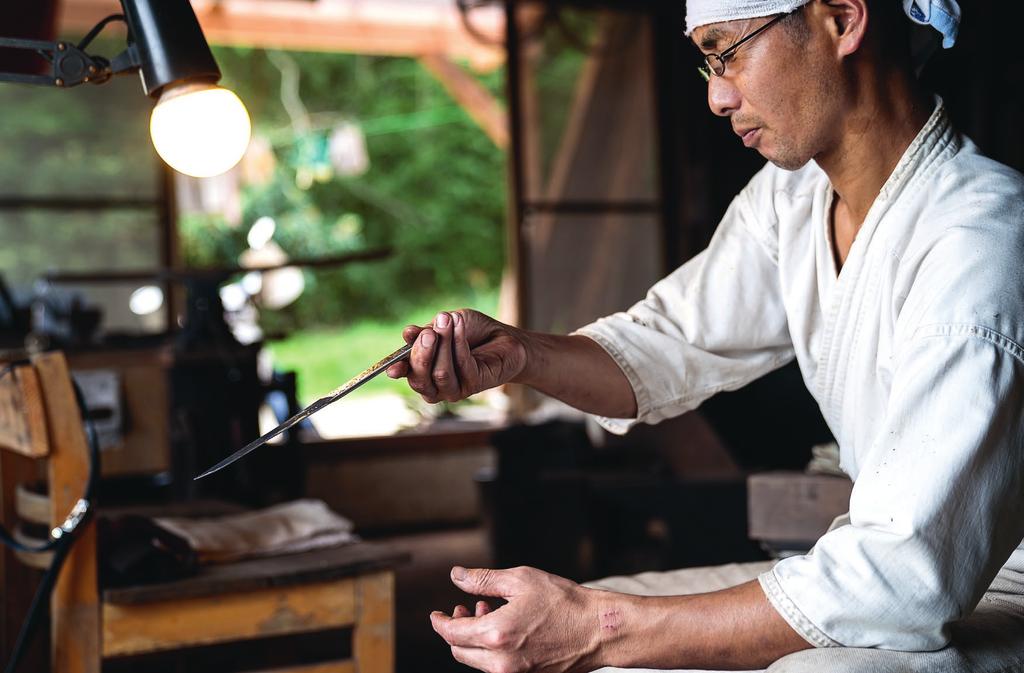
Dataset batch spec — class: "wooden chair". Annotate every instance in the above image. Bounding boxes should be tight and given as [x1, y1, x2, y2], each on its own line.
[0, 352, 406, 673]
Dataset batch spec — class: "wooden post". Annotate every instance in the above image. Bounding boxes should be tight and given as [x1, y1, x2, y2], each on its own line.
[419, 54, 509, 150]
[353, 570, 394, 673]
[34, 354, 101, 673]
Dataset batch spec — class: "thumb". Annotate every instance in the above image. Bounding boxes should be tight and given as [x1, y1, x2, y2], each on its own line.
[451, 566, 519, 598]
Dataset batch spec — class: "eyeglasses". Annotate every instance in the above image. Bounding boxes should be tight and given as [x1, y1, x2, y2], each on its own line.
[697, 11, 793, 82]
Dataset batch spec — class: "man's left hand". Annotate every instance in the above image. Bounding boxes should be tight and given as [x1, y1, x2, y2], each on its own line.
[430, 565, 604, 673]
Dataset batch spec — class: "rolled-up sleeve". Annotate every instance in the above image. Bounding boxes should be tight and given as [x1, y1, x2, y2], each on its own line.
[573, 182, 795, 434]
[761, 328, 1024, 650]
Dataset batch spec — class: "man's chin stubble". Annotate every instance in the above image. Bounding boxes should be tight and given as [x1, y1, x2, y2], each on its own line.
[769, 155, 813, 171]
[764, 142, 813, 171]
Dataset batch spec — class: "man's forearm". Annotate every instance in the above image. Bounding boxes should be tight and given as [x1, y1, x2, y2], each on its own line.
[589, 579, 811, 670]
[512, 331, 638, 419]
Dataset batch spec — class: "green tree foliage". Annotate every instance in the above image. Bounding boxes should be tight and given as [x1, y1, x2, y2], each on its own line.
[182, 48, 508, 331]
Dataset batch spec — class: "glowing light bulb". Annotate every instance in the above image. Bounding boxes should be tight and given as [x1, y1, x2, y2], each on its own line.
[150, 83, 251, 178]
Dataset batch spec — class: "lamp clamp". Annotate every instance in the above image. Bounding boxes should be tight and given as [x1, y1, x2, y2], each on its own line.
[0, 14, 140, 89]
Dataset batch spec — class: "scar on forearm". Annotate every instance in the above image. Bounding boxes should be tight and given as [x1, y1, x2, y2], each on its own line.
[600, 610, 622, 631]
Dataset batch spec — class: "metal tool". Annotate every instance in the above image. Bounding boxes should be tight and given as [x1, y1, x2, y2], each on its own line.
[194, 343, 413, 480]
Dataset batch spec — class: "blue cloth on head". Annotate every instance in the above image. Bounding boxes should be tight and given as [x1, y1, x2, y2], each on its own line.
[902, 0, 961, 48]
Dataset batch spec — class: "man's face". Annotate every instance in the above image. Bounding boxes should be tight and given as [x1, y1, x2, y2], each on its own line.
[692, 9, 843, 170]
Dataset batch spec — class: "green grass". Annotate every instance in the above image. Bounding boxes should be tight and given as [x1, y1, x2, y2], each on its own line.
[266, 289, 499, 404]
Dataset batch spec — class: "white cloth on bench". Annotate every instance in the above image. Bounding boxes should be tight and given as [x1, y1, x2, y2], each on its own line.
[154, 499, 357, 564]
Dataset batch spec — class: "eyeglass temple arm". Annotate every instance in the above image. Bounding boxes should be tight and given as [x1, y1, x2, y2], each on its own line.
[722, 11, 789, 59]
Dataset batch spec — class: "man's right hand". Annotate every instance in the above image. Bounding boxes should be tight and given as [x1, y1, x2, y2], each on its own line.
[386, 309, 528, 404]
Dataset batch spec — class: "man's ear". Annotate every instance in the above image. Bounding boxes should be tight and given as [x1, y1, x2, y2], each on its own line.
[817, 0, 869, 57]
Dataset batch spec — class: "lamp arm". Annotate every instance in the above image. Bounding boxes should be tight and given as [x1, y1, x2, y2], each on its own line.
[0, 14, 140, 88]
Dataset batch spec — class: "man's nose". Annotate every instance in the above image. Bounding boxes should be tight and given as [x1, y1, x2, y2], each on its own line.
[707, 75, 741, 117]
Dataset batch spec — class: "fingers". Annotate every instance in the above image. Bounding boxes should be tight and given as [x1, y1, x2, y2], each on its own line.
[431, 312, 460, 402]
[397, 310, 511, 401]
[387, 325, 422, 379]
[451, 566, 522, 599]
[407, 328, 439, 399]
[402, 325, 423, 344]
[453, 602, 491, 619]
[452, 311, 479, 388]
[430, 610, 492, 648]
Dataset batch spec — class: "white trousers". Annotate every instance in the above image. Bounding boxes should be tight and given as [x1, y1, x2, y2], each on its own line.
[586, 561, 1024, 673]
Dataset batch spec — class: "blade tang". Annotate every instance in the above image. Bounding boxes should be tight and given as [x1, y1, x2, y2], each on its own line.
[324, 343, 414, 398]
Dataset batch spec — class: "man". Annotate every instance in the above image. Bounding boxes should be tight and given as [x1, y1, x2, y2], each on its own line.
[387, 0, 1024, 670]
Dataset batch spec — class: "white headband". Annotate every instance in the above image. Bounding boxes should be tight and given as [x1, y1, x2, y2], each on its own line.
[685, 0, 810, 36]
[685, 0, 961, 49]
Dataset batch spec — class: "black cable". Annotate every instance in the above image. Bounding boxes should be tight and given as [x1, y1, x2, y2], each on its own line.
[4, 535, 74, 673]
[0, 361, 100, 673]
[76, 14, 127, 52]
[71, 13, 128, 87]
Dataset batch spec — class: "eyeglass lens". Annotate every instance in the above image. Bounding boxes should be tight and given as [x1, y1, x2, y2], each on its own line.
[705, 54, 725, 77]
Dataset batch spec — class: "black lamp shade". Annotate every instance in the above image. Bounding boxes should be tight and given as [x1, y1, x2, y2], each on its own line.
[120, 0, 221, 97]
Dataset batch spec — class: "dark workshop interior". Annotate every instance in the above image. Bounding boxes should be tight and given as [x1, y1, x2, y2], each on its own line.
[0, 1, 1021, 672]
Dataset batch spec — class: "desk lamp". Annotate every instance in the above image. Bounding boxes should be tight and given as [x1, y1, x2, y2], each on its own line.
[0, 0, 251, 178]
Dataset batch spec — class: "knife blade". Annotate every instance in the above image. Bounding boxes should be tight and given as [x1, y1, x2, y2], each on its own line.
[194, 342, 413, 480]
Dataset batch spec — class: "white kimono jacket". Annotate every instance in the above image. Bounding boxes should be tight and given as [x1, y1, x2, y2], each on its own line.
[575, 100, 1024, 651]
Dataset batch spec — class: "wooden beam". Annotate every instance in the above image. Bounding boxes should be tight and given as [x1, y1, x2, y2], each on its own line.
[58, 0, 505, 72]
[102, 576, 357, 657]
[419, 54, 508, 150]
